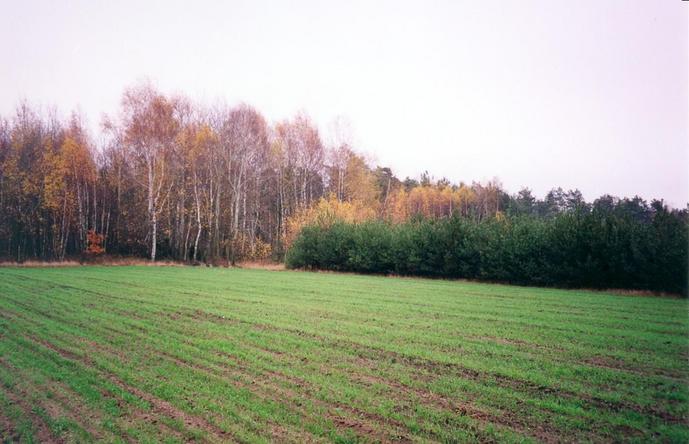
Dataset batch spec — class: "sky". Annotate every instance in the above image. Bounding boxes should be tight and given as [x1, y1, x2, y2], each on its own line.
[1, 0, 687, 206]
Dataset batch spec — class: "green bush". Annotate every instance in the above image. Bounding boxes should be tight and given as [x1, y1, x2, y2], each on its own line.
[286, 210, 688, 296]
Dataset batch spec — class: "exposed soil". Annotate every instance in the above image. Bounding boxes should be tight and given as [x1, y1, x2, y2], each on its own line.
[0, 359, 62, 443]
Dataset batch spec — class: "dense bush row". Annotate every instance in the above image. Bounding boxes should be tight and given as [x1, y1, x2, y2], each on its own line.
[286, 209, 688, 295]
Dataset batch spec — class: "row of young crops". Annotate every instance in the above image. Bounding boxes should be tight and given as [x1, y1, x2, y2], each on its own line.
[0, 266, 687, 442]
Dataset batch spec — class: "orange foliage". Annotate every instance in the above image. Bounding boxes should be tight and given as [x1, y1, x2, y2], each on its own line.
[225, 233, 272, 261]
[387, 184, 476, 223]
[285, 194, 377, 248]
[85, 230, 105, 255]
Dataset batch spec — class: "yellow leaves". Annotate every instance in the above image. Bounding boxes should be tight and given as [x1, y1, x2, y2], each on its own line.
[195, 124, 216, 147]
[387, 184, 477, 222]
[388, 188, 410, 223]
[327, 146, 379, 211]
[285, 194, 377, 248]
[456, 185, 476, 206]
[61, 134, 96, 183]
[42, 148, 68, 212]
[224, 233, 272, 261]
[344, 153, 379, 208]
[41, 133, 95, 214]
[122, 83, 178, 149]
[179, 124, 217, 163]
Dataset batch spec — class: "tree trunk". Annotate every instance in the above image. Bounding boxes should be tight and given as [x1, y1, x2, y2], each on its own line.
[151, 211, 157, 261]
[193, 172, 202, 262]
[148, 161, 156, 261]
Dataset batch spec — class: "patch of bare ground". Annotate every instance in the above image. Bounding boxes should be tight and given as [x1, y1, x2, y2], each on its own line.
[326, 414, 397, 444]
[0, 409, 18, 442]
[107, 375, 231, 441]
[0, 360, 62, 443]
[31, 338, 184, 441]
[468, 335, 570, 354]
[8, 364, 94, 443]
[42, 380, 111, 441]
[583, 355, 688, 381]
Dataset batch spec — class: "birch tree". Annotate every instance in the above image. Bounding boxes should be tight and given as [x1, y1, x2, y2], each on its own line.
[120, 83, 178, 261]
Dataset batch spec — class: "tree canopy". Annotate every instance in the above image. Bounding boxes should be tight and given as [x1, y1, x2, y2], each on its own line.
[0, 84, 686, 295]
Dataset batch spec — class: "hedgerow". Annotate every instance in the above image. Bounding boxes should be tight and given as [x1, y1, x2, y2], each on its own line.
[286, 210, 688, 295]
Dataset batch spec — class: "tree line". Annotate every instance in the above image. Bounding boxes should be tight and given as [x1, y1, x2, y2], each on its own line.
[1, 82, 686, 287]
[286, 202, 688, 295]
[0, 82, 532, 263]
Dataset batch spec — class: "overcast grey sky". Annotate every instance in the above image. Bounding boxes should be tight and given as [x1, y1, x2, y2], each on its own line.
[1, 0, 687, 205]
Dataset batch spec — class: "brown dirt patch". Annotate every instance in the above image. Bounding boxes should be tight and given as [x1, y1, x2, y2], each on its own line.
[0, 360, 61, 443]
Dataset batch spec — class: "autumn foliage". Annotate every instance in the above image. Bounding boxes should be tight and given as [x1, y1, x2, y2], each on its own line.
[285, 194, 377, 248]
[2, 83, 504, 264]
[85, 229, 105, 255]
[0, 82, 686, 290]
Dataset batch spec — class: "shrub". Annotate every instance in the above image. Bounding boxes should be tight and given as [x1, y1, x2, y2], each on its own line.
[286, 211, 688, 296]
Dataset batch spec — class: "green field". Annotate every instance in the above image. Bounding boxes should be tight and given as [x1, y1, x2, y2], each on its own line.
[0, 266, 687, 443]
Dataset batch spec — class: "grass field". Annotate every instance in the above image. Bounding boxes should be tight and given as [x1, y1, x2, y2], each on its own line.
[0, 266, 687, 443]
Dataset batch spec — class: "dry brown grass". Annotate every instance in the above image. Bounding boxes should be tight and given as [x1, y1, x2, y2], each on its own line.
[0, 260, 83, 268]
[0, 257, 184, 268]
[0, 257, 287, 271]
[235, 261, 285, 271]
